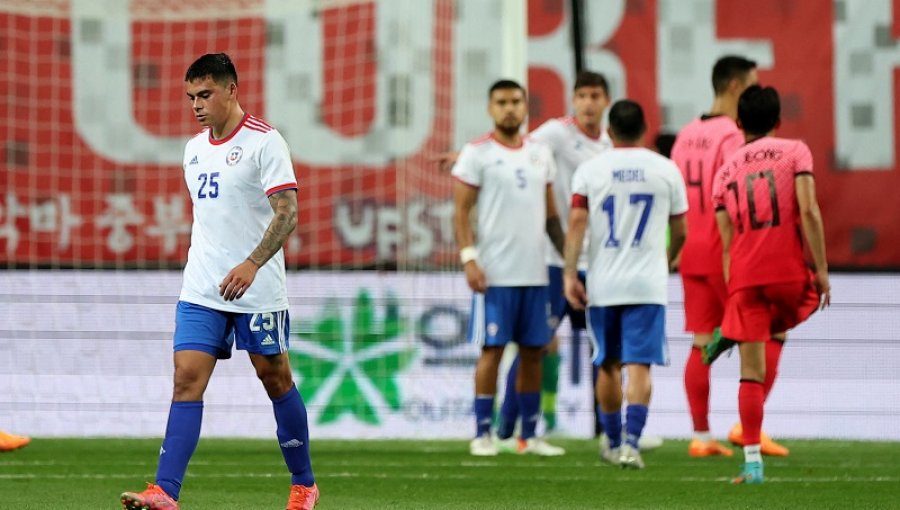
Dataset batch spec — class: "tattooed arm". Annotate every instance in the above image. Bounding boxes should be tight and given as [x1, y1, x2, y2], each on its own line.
[219, 189, 298, 301]
[248, 189, 299, 267]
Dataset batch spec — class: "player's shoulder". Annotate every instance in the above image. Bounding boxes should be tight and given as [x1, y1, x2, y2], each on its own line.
[465, 132, 494, 149]
[244, 114, 276, 135]
[524, 136, 554, 157]
[185, 127, 210, 147]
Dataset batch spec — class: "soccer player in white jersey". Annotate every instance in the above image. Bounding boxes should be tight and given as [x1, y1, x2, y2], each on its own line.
[120, 54, 318, 510]
[496, 71, 612, 439]
[452, 80, 566, 457]
[564, 100, 688, 469]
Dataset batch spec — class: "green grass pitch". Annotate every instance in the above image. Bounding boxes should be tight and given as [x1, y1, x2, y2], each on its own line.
[1, 438, 898, 509]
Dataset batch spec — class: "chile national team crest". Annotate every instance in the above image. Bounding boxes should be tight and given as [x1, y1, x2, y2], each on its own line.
[226, 146, 243, 166]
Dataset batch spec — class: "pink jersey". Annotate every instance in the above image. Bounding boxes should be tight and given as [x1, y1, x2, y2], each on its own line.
[671, 116, 744, 275]
[712, 137, 814, 290]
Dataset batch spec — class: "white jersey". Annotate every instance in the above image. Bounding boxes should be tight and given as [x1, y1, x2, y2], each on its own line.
[530, 117, 613, 268]
[179, 114, 298, 313]
[571, 147, 688, 306]
[451, 134, 556, 286]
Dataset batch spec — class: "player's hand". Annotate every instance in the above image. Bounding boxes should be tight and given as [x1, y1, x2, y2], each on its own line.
[219, 259, 259, 301]
[431, 151, 460, 173]
[463, 261, 487, 294]
[814, 268, 831, 310]
[563, 272, 588, 311]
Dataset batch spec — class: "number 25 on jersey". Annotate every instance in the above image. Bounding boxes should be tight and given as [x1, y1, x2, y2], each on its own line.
[198, 172, 220, 199]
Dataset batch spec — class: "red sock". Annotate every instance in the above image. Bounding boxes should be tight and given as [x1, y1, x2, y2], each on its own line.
[684, 346, 710, 432]
[763, 339, 784, 400]
[739, 380, 764, 445]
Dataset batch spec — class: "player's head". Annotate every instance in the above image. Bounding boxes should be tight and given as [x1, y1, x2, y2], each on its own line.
[607, 100, 646, 145]
[737, 85, 781, 136]
[488, 79, 527, 137]
[184, 53, 239, 129]
[572, 71, 610, 131]
[712, 56, 758, 98]
[653, 132, 676, 158]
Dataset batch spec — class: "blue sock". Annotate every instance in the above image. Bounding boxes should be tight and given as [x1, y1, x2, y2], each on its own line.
[272, 385, 315, 487]
[498, 356, 520, 439]
[156, 401, 203, 500]
[518, 391, 541, 440]
[474, 396, 494, 437]
[625, 404, 649, 449]
[598, 409, 622, 448]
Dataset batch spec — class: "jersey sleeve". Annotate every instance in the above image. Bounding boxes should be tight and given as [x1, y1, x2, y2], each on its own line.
[529, 119, 560, 151]
[669, 162, 689, 216]
[541, 144, 557, 185]
[794, 141, 814, 175]
[259, 131, 298, 195]
[711, 158, 733, 210]
[571, 163, 589, 208]
[450, 144, 482, 187]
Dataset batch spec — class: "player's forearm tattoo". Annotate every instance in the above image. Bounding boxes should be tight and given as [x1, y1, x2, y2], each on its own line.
[546, 216, 565, 257]
[247, 190, 298, 268]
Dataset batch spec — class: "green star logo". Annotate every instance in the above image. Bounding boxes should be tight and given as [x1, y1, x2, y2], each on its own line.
[289, 290, 417, 425]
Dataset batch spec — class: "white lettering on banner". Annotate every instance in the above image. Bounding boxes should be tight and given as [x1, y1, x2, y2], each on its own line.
[578, 1, 627, 100]
[0, 193, 28, 253]
[453, 0, 517, 146]
[95, 194, 145, 253]
[70, 0, 186, 164]
[263, 0, 435, 166]
[0, 193, 84, 253]
[69, 0, 440, 166]
[29, 195, 85, 250]
[334, 200, 454, 260]
[656, 0, 773, 130]
[834, 0, 899, 169]
[146, 195, 191, 255]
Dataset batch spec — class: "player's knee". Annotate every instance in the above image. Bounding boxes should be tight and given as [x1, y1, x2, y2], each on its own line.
[256, 365, 293, 397]
[172, 367, 209, 400]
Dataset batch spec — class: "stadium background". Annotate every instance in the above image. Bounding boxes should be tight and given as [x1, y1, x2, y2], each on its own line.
[1, 0, 898, 441]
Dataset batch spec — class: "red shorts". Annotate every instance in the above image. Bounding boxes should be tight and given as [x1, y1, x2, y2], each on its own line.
[721, 280, 820, 342]
[681, 273, 727, 334]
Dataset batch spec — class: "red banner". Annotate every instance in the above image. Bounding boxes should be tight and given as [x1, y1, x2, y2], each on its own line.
[1, 0, 898, 269]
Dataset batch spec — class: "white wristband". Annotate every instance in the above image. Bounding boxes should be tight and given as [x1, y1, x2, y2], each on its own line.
[459, 246, 478, 265]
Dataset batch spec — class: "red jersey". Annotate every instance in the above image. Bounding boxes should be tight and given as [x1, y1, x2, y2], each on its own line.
[671, 115, 744, 275]
[712, 136, 813, 290]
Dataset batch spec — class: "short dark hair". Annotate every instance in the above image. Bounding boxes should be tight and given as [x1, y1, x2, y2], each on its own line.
[653, 132, 676, 159]
[608, 100, 646, 142]
[185, 53, 238, 86]
[738, 85, 780, 136]
[573, 70, 609, 95]
[712, 55, 756, 95]
[488, 79, 526, 98]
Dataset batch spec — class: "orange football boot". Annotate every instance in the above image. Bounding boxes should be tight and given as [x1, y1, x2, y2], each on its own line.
[729, 423, 790, 456]
[120, 483, 179, 510]
[0, 431, 30, 452]
[286, 483, 319, 510]
[687, 438, 734, 457]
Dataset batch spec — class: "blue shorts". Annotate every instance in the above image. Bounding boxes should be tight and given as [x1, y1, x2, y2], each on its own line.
[173, 301, 290, 359]
[587, 304, 668, 366]
[467, 286, 552, 348]
[547, 266, 587, 332]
